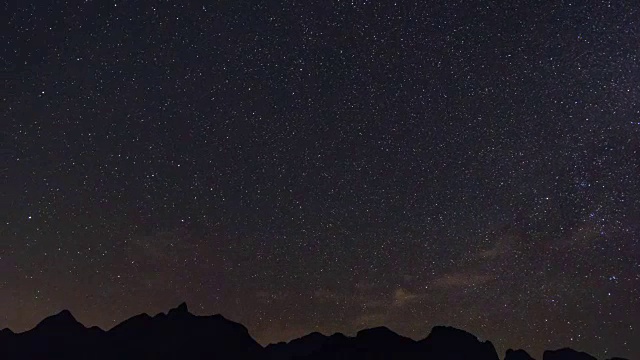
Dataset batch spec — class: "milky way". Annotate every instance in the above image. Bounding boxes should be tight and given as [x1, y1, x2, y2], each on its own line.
[2, 2, 639, 359]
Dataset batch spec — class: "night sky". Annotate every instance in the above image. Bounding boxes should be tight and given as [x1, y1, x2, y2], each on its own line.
[2, 1, 639, 359]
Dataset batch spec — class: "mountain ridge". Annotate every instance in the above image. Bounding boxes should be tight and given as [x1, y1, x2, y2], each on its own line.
[0, 303, 630, 360]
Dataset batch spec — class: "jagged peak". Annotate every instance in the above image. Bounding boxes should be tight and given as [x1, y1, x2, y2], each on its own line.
[43, 309, 77, 323]
[168, 302, 189, 315]
[34, 309, 84, 331]
[56, 309, 75, 318]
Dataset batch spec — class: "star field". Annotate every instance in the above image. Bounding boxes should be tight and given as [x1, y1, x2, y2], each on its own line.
[2, 1, 639, 359]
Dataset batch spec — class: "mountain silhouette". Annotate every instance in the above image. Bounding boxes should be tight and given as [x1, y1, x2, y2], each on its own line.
[1, 303, 260, 360]
[417, 325, 500, 360]
[33, 310, 82, 330]
[266, 331, 329, 359]
[2, 309, 103, 360]
[0, 303, 628, 360]
[505, 348, 536, 360]
[544, 348, 598, 360]
[106, 302, 263, 359]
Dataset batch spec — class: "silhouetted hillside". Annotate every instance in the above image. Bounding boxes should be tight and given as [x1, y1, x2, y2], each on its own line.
[0, 303, 261, 360]
[544, 348, 598, 360]
[0, 303, 629, 360]
[266, 331, 329, 359]
[418, 325, 499, 360]
[505, 348, 536, 360]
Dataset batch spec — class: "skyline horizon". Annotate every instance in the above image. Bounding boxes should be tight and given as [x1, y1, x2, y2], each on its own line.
[0, 300, 632, 360]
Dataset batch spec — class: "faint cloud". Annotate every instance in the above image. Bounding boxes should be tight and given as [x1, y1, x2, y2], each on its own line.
[355, 281, 375, 290]
[473, 235, 514, 261]
[313, 288, 342, 303]
[255, 290, 289, 304]
[392, 288, 420, 307]
[313, 288, 386, 308]
[561, 223, 603, 249]
[432, 272, 494, 288]
[476, 247, 501, 259]
[352, 312, 389, 328]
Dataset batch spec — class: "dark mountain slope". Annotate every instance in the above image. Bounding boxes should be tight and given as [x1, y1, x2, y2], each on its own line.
[0, 304, 626, 360]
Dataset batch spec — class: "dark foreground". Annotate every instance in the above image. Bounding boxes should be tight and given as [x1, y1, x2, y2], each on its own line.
[0, 303, 628, 360]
